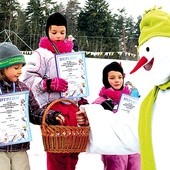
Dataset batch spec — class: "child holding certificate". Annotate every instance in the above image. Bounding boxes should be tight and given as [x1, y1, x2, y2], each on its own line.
[77, 62, 140, 170]
[23, 12, 83, 170]
[0, 42, 64, 170]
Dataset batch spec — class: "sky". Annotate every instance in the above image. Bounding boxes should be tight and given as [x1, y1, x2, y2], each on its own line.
[18, 0, 170, 20]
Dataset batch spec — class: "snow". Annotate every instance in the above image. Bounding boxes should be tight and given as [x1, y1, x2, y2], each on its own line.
[21, 55, 153, 170]
[27, 124, 104, 170]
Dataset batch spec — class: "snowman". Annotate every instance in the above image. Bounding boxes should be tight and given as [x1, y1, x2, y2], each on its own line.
[77, 7, 170, 170]
[129, 8, 170, 170]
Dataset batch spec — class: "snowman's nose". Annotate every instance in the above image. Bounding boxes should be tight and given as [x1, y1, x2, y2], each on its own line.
[130, 56, 148, 74]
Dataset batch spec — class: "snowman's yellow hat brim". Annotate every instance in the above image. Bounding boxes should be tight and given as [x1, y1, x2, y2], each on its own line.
[139, 8, 170, 47]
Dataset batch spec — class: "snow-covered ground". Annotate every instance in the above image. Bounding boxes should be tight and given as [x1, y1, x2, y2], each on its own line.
[27, 124, 104, 170]
[21, 55, 153, 170]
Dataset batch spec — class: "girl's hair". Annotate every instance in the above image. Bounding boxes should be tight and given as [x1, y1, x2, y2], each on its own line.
[0, 70, 6, 80]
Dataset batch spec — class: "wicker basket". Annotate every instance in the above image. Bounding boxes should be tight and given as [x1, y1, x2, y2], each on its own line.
[41, 98, 90, 153]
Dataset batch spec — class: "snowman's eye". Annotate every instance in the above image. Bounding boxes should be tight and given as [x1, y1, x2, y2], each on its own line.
[146, 47, 150, 52]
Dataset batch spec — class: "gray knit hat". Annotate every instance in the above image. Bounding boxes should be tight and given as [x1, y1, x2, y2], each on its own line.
[0, 42, 26, 69]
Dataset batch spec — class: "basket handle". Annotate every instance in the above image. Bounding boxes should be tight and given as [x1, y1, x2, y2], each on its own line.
[42, 98, 78, 126]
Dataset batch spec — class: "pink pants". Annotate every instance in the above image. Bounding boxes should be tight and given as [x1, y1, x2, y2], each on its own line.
[47, 152, 79, 170]
[102, 153, 140, 170]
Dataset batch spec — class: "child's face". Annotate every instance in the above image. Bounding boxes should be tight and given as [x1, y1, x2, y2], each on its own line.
[108, 71, 123, 90]
[4, 64, 23, 82]
[48, 25, 66, 41]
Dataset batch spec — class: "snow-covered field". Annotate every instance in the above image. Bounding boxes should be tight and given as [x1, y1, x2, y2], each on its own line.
[21, 55, 152, 170]
[27, 124, 104, 170]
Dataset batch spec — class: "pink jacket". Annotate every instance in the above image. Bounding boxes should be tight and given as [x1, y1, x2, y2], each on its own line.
[93, 86, 130, 113]
[23, 37, 73, 108]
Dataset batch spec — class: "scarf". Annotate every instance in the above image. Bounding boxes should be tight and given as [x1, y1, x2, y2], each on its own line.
[39, 36, 73, 53]
[139, 81, 170, 170]
[99, 86, 130, 103]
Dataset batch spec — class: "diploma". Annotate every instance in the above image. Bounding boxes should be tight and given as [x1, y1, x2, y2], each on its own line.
[0, 91, 32, 146]
[56, 51, 89, 98]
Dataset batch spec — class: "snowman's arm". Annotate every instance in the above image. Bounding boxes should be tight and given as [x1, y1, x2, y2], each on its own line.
[81, 104, 140, 155]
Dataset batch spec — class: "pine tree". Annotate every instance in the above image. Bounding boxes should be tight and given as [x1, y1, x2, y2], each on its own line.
[77, 0, 114, 52]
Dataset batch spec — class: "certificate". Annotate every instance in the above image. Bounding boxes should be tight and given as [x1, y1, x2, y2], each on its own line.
[56, 51, 89, 98]
[117, 94, 139, 114]
[0, 91, 32, 146]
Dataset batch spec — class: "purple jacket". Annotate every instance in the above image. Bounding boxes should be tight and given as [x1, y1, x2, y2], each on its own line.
[0, 79, 56, 152]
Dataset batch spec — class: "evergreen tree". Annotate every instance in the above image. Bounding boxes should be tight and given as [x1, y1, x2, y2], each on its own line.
[77, 0, 114, 52]
[25, 0, 44, 49]
[0, 0, 21, 31]
[65, 0, 81, 36]
[112, 8, 140, 59]
[0, 0, 140, 58]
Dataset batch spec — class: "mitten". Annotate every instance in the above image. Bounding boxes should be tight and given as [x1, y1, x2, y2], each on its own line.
[78, 97, 89, 106]
[76, 109, 89, 126]
[43, 78, 68, 92]
[46, 111, 64, 125]
[101, 99, 114, 111]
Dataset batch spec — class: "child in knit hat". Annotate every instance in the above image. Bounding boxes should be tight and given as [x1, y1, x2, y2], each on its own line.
[77, 61, 140, 170]
[93, 62, 130, 112]
[23, 13, 80, 170]
[0, 42, 65, 170]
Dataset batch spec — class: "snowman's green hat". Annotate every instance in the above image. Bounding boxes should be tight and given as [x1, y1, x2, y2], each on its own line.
[139, 8, 170, 47]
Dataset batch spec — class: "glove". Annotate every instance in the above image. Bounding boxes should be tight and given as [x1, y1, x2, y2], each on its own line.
[46, 111, 65, 125]
[76, 109, 89, 126]
[43, 78, 68, 92]
[78, 97, 89, 106]
[101, 99, 114, 111]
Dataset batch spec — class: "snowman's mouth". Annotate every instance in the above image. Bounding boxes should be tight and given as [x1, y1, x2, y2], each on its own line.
[143, 58, 154, 71]
[130, 56, 154, 74]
